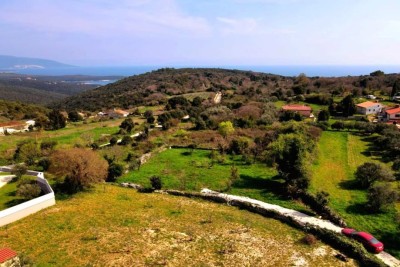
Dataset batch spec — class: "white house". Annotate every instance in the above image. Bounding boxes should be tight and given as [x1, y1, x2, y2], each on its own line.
[356, 101, 383, 115]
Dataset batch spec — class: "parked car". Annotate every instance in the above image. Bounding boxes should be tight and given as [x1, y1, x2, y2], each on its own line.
[341, 228, 384, 253]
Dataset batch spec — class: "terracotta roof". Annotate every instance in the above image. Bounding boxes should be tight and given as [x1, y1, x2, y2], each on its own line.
[385, 107, 400, 115]
[356, 101, 380, 108]
[282, 104, 311, 111]
[0, 121, 25, 127]
[0, 248, 17, 263]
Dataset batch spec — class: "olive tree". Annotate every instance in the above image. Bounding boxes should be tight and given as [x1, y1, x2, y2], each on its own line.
[355, 162, 395, 189]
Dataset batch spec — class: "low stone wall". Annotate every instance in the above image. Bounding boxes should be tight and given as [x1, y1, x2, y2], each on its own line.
[161, 188, 387, 267]
[0, 167, 55, 227]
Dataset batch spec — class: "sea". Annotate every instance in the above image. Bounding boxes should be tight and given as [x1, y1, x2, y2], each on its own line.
[3, 65, 400, 85]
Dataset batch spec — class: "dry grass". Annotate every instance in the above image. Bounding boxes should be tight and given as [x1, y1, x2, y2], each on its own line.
[0, 185, 355, 266]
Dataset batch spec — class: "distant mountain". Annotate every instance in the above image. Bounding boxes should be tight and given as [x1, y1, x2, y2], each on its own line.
[0, 55, 74, 70]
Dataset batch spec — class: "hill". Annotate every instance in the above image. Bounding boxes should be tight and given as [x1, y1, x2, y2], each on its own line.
[0, 99, 49, 122]
[0, 73, 123, 105]
[0, 55, 74, 70]
[0, 185, 356, 266]
[55, 67, 400, 112]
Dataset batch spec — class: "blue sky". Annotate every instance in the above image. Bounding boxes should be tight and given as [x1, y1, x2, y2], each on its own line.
[0, 0, 399, 66]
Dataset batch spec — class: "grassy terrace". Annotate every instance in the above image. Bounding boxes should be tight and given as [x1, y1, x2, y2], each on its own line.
[0, 185, 355, 266]
[0, 118, 126, 155]
[311, 131, 400, 258]
[0, 175, 37, 210]
[120, 148, 312, 214]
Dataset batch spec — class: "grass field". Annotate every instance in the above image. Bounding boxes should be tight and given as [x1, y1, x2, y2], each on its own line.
[0, 118, 127, 156]
[311, 131, 400, 258]
[0, 185, 356, 266]
[119, 148, 312, 213]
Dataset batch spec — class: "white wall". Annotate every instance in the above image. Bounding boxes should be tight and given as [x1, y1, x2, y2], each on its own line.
[0, 167, 55, 227]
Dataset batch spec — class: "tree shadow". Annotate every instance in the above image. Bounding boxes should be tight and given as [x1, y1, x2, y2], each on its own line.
[234, 174, 288, 199]
[338, 179, 359, 190]
[378, 230, 400, 257]
[345, 203, 371, 215]
[5, 198, 26, 208]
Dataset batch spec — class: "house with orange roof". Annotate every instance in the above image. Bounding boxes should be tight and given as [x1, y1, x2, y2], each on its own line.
[0, 248, 18, 266]
[356, 101, 383, 115]
[380, 105, 400, 123]
[281, 104, 312, 117]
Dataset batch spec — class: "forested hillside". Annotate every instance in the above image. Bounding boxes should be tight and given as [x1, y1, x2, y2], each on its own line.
[56, 68, 400, 112]
[0, 100, 49, 122]
[0, 73, 122, 105]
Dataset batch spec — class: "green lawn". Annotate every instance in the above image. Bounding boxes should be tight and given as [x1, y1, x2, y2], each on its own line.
[311, 131, 400, 258]
[119, 148, 312, 213]
[0, 175, 37, 210]
[0, 185, 353, 266]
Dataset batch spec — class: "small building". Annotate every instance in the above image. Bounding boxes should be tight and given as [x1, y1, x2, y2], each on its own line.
[0, 120, 34, 135]
[356, 101, 383, 115]
[0, 248, 18, 266]
[281, 104, 312, 117]
[380, 105, 400, 122]
[112, 109, 129, 118]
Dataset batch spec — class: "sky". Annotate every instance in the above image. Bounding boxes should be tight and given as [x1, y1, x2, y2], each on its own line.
[0, 0, 400, 66]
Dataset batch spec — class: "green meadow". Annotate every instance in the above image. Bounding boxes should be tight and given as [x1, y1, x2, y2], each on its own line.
[311, 131, 400, 258]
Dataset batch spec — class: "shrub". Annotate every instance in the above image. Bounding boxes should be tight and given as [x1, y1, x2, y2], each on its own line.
[119, 135, 132, 146]
[355, 162, 395, 189]
[317, 110, 330, 122]
[367, 183, 399, 213]
[150, 176, 162, 190]
[107, 162, 124, 182]
[109, 137, 118, 146]
[11, 164, 28, 180]
[38, 157, 51, 171]
[16, 179, 41, 199]
[331, 121, 345, 131]
[301, 234, 317, 245]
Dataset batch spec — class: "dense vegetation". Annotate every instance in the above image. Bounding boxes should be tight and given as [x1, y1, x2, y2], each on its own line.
[0, 99, 49, 122]
[56, 68, 400, 111]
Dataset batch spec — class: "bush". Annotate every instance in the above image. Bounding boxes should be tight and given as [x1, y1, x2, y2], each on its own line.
[11, 164, 28, 180]
[38, 158, 51, 171]
[301, 234, 317, 245]
[107, 162, 124, 182]
[355, 162, 395, 189]
[331, 121, 344, 131]
[16, 179, 41, 199]
[119, 135, 132, 146]
[150, 176, 162, 190]
[367, 183, 399, 213]
[109, 137, 118, 146]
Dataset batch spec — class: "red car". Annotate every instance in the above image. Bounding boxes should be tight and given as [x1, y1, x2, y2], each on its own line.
[341, 228, 384, 253]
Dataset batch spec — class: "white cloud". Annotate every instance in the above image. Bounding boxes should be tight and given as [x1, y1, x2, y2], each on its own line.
[217, 17, 261, 35]
[0, 0, 211, 38]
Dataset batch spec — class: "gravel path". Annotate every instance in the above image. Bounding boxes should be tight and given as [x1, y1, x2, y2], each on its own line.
[200, 189, 400, 267]
[0, 175, 14, 188]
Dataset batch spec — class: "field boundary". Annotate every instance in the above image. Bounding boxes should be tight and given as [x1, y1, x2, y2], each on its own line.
[0, 166, 55, 227]
[157, 188, 396, 267]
